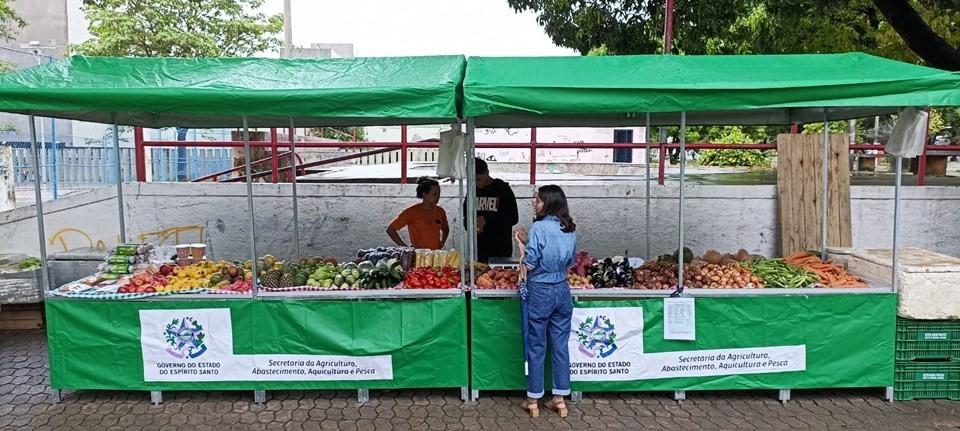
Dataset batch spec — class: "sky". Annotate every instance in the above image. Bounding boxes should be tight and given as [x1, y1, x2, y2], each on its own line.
[67, 0, 577, 57]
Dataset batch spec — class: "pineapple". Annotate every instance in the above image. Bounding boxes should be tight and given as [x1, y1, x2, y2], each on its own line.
[279, 272, 295, 288]
[262, 269, 283, 289]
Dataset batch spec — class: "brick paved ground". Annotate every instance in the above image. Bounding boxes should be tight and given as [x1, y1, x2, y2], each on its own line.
[3, 329, 959, 431]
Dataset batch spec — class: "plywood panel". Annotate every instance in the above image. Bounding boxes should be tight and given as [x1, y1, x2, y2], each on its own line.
[777, 134, 851, 256]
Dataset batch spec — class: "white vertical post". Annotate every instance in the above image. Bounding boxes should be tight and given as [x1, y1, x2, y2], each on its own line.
[821, 109, 830, 258]
[645, 113, 652, 260]
[466, 118, 477, 286]
[457, 121, 466, 289]
[677, 112, 686, 291]
[242, 117, 259, 296]
[289, 118, 301, 258]
[892, 156, 903, 291]
[112, 116, 126, 241]
[28, 115, 49, 291]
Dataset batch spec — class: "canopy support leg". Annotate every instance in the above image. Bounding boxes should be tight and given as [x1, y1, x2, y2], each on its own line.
[466, 118, 477, 284]
[893, 155, 903, 291]
[673, 112, 687, 296]
[289, 118, 301, 258]
[778, 389, 791, 403]
[645, 113, 652, 260]
[242, 117, 259, 296]
[28, 115, 49, 292]
[112, 116, 126, 241]
[821, 109, 830, 258]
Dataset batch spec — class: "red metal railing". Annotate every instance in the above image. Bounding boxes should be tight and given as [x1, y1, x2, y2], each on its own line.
[133, 126, 955, 186]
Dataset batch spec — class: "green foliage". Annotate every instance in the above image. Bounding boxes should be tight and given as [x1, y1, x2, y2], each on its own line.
[74, 0, 283, 57]
[311, 127, 367, 142]
[507, 0, 960, 68]
[586, 44, 611, 56]
[695, 126, 772, 167]
[0, 1, 24, 42]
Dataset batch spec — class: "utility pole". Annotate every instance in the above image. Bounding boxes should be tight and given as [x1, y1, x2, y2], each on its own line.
[283, 0, 293, 57]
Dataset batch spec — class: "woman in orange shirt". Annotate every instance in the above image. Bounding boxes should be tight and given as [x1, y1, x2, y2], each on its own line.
[386, 177, 450, 250]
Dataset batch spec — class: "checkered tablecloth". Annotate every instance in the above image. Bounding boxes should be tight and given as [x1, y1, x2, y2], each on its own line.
[49, 287, 248, 300]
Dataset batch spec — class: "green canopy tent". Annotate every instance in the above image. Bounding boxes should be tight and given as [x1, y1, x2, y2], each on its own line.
[462, 52, 960, 402]
[462, 52, 960, 294]
[0, 55, 469, 298]
[0, 55, 466, 127]
[463, 52, 960, 127]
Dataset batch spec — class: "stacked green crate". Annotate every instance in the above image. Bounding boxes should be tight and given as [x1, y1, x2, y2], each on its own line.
[895, 318, 960, 400]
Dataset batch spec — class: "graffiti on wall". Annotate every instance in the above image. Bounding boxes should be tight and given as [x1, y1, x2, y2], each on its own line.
[48, 224, 205, 252]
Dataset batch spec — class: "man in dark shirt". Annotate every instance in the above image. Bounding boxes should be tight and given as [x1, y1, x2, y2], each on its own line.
[465, 158, 519, 262]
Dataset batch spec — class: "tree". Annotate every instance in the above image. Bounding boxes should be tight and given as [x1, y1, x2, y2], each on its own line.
[74, 0, 283, 57]
[311, 127, 367, 142]
[0, 0, 24, 42]
[696, 126, 773, 167]
[508, 0, 960, 70]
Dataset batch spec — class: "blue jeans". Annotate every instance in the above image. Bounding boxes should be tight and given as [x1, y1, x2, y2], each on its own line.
[524, 280, 573, 399]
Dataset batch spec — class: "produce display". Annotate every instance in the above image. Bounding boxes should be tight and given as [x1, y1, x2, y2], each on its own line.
[741, 257, 818, 289]
[258, 254, 405, 290]
[567, 251, 595, 289]
[632, 249, 762, 290]
[588, 256, 634, 288]
[785, 252, 867, 288]
[357, 247, 415, 270]
[632, 260, 679, 290]
[49, 239, 874, 298]
[119, 261, 252, 293]
[684, 260, 762, 289]
[414, 249, 460, 269]
[405, 267, 461, 289]
[476, 268, 520, 289]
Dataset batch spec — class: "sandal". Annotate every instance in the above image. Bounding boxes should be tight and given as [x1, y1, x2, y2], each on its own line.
[545, 398, 568, 418]
[520, 399, 540, 417]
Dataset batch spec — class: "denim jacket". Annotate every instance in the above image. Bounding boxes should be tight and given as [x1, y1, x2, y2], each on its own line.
[522, 215, 576, 284]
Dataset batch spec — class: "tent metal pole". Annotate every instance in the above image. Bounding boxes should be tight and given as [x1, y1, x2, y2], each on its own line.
[677, 112, 686, 292]
[893, 156, 903, 292]
[28, 115, 49, 291]
[466, 118, 477, 287]
[821, 109, 830, 258]
[112, 116, 126, 241]
[242, 117, 259, 296]
[457, 121, 466, 289]
[645, 112, 652, 260]
[289, 117, 301, 258]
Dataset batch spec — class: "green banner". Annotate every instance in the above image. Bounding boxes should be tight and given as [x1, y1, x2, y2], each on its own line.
[471, 294, 896, 392]
[47, 297, 468, 391]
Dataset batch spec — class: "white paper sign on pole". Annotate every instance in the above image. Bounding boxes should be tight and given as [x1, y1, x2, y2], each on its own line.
[663, 297, 695, 341]
[140, 309, 393, 382]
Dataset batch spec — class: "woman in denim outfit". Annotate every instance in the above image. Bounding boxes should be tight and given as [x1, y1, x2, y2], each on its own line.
[515, 185, 576, 418]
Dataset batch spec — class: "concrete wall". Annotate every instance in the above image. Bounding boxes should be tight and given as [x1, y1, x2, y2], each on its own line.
[1, 182, 959, 262]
